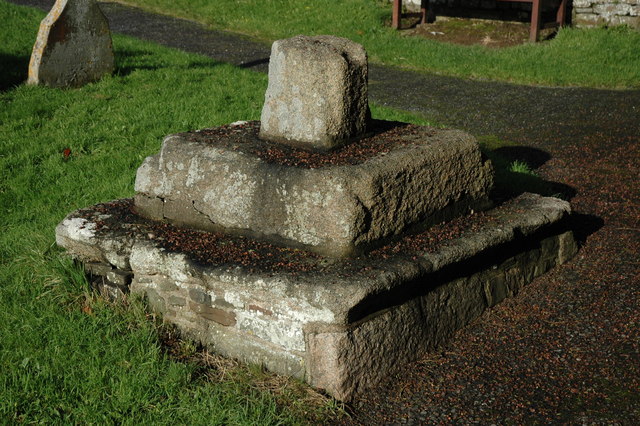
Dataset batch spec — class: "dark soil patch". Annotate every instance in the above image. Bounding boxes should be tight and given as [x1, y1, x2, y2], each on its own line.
[185, 120, 435, 168]
[405, 17, 555, 47]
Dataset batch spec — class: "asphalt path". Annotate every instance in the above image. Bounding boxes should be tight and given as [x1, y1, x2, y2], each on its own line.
[12, 0, 640, 146]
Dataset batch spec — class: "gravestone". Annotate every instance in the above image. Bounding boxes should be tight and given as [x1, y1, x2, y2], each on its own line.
[28, 0, 114, 88]
[259, 35, 369, 151]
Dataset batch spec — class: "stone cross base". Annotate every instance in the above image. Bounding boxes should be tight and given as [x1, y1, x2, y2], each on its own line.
[56, 193, 577, 401]
[134, 121, 494, 257]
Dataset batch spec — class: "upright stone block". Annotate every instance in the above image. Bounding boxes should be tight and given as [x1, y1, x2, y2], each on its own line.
[28, 0, 114, 88]
[259, 35, 369, 151]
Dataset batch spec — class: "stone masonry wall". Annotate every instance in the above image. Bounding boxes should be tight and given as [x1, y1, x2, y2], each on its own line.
[306, 230, 578, 399]
[399, 0, 640, 28]
[399, 0, 561, 23]
[572, 0, 639, 28]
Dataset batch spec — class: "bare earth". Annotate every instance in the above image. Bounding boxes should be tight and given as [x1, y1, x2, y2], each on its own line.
[408, 17, 547, 47]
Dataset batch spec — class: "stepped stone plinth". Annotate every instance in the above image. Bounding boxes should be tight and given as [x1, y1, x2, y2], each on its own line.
[55, 35, 578, 401]
[134, 121, 493, 257]
[56, 193, 577, 401]
[134, 35, 494, 253]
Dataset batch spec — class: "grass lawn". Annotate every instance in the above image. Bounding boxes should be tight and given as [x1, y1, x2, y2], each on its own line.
[115, 0, 640, 89]
[0, 1, 563, 423]
[1, 2, 350, 423]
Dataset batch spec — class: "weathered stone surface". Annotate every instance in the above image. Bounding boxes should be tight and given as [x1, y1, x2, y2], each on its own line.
[615, 15, 640, 27]
[106, 269, 132, 287]
[259, 35, 369, 150]
[84, 261, 112, 276]
[56, 193, 577, 400]
[55, 215, 136, 270]
[83, 261, 130, 300]
[28, 0, 114, 88]
[572, 0, 640, 27]
[168, 296, 187, 307]
[593, 3, 634, 16]
[305, 229, 577, 399]
[573, 12, 601, 26]
[134, 122, 494, 257]
[190, 302, 237, 326]
[572, 0, 593, 8]
[188, 288, 212, 305]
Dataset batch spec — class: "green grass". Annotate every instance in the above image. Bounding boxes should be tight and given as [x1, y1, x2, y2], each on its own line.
[0, 1, 564, 422]
[115, 0, 640, 88]
[509, 160, 535, 175]
[1, 2, 350, 423]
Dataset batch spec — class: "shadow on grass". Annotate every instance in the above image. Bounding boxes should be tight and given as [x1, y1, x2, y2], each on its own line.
[0, 52, 29, 92]
[114, 48, 225, 77]
[114, 48, 162, 77]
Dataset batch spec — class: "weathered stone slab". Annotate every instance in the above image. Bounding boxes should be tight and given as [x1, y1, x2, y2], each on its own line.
[134, 121, 494, 257]
[56, 193, 577, 401]
[259, 35, 369, 150]
[28, 0, 114, 88]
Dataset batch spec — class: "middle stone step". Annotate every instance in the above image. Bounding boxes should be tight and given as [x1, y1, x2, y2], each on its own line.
[134, 120, 494, 257]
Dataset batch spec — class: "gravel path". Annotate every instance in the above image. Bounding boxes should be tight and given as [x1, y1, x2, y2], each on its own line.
[11, 0, 640, 422]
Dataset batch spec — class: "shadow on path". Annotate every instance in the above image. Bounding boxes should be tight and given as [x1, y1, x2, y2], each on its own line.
[493, 146, 551, 168]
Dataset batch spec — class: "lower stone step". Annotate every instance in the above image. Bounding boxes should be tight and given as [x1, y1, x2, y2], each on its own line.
[55, 192, 577, 401]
